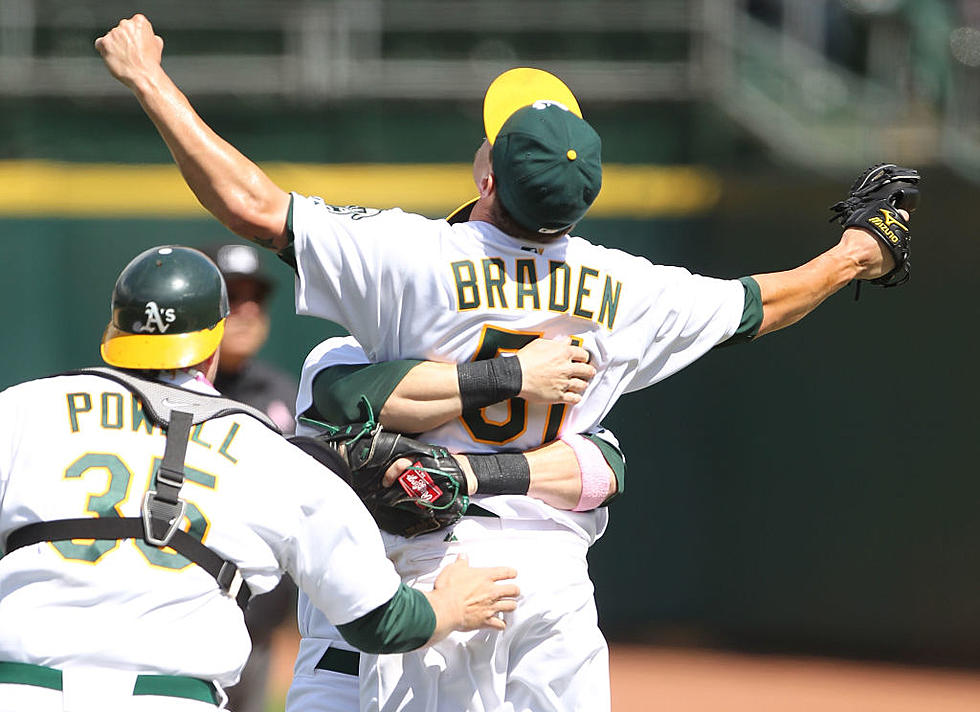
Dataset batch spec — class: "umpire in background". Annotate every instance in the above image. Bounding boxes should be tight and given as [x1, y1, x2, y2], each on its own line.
[203, 243, 298, 712]
[204, 243, 297, 434]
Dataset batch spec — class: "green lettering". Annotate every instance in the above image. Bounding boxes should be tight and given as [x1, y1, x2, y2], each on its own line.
[66, 393, 92, 433]
[218, 423, 241, 464]
[131, 396, 155, 434]
[598, 276, 622, 330]
[100, 393, 124, 429]
[515, 259, 540, 309]
[451, 260, 480, 310]
[191, 423, 212, 449]
[53, 453, 133, 562]
[482, 258, 508, 309]
[549, 262, 570, 312]
[573, 267, 599, 320]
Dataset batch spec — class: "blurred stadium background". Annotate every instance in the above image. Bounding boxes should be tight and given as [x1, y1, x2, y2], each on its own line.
[2, 0, 978, 709]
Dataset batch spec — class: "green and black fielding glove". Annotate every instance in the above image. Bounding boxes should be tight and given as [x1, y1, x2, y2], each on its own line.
[292, 422, 469, 538]
[829, 163, 920, 288]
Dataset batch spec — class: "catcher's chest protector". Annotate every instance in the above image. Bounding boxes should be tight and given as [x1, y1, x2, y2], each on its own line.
[4, 367, 278, 610]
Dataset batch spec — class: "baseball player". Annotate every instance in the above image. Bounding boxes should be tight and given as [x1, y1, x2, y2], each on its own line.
[0, 245, 519, 712]
[95, 14, 916, 711]
[288, 334, 627, 712]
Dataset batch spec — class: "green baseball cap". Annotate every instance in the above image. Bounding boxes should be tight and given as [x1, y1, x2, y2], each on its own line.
[483, 68, 602, 234]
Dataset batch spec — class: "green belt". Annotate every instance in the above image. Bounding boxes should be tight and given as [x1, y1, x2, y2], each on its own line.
[315, 646, 360, 676]
[0, 661, 219, 705]
[465, 504, 498, 518]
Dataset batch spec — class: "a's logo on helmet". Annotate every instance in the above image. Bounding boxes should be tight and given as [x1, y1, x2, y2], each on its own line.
[137, 301, 177, 333]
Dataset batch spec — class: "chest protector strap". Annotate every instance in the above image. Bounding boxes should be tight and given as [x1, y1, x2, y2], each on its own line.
[4, 367, 281, 611]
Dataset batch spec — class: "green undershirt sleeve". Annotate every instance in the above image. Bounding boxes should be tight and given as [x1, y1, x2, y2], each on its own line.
[718, 276, 763, 347]
[277, 194, 298, 273]
[308, 360, 423, 425]
[336, 583, 436, 654]
[583, 433, 626, 505]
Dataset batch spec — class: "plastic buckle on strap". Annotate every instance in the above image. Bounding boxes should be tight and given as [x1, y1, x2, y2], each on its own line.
[142, 490, 187, 547]
[217, 561, 244, 600]
[155, 466, 184, 492]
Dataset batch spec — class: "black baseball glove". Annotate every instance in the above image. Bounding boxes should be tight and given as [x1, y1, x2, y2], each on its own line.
[291, 422, 469, 538]
[829, 163, 920, 288]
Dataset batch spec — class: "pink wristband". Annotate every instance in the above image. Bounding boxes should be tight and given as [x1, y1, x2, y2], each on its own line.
[562, 434, 611, 512]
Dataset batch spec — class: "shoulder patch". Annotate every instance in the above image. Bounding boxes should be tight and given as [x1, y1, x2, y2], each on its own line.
[316, 201, 383, 221]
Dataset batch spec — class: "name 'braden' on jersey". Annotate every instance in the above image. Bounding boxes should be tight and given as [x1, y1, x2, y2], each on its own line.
[450, 257, 622, 330]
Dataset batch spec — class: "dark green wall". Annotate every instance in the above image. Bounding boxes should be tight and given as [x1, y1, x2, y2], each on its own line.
[590, 169, 980, 666]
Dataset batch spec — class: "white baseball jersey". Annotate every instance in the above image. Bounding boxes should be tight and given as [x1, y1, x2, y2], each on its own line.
[0, 369, 401, 693]
[290, 194, 744, 539]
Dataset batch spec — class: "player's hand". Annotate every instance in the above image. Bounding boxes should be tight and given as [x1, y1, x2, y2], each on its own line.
[842, 208, 910, 281]
[516, 337, 595, 405]
[383, 455, 478, 495]
[95, 14, 164, 90]
[382, 457, 415, 487]
[425, 555, 519, 639]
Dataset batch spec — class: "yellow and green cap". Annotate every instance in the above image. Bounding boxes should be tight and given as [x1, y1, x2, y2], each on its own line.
[484, 68, 602, 234]
[101, 245, 229, 370]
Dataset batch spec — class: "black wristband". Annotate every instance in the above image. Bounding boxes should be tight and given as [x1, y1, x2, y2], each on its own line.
[457, 356, 523, 411]
[468, 453, 531, 495]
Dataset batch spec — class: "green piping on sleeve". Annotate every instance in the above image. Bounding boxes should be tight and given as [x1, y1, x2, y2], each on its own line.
[336, 582, 436, 654]
[309, 360, 423, 425]
[719, 276, 763, 347]
[584, 432, 626, 505]
[277, 194, 298, 272]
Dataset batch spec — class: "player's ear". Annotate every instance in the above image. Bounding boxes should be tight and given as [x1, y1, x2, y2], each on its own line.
[472, 140, 493, 195]
[479, 170, 495, 199]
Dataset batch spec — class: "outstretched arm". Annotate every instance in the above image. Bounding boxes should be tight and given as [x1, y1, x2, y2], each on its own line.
[752, 225, 901, 337]
[95, 14, 290, 249]
[752, 163, 918, 337]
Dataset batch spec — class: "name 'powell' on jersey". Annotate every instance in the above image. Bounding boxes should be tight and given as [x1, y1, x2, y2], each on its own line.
[450, 256, 622, 330]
